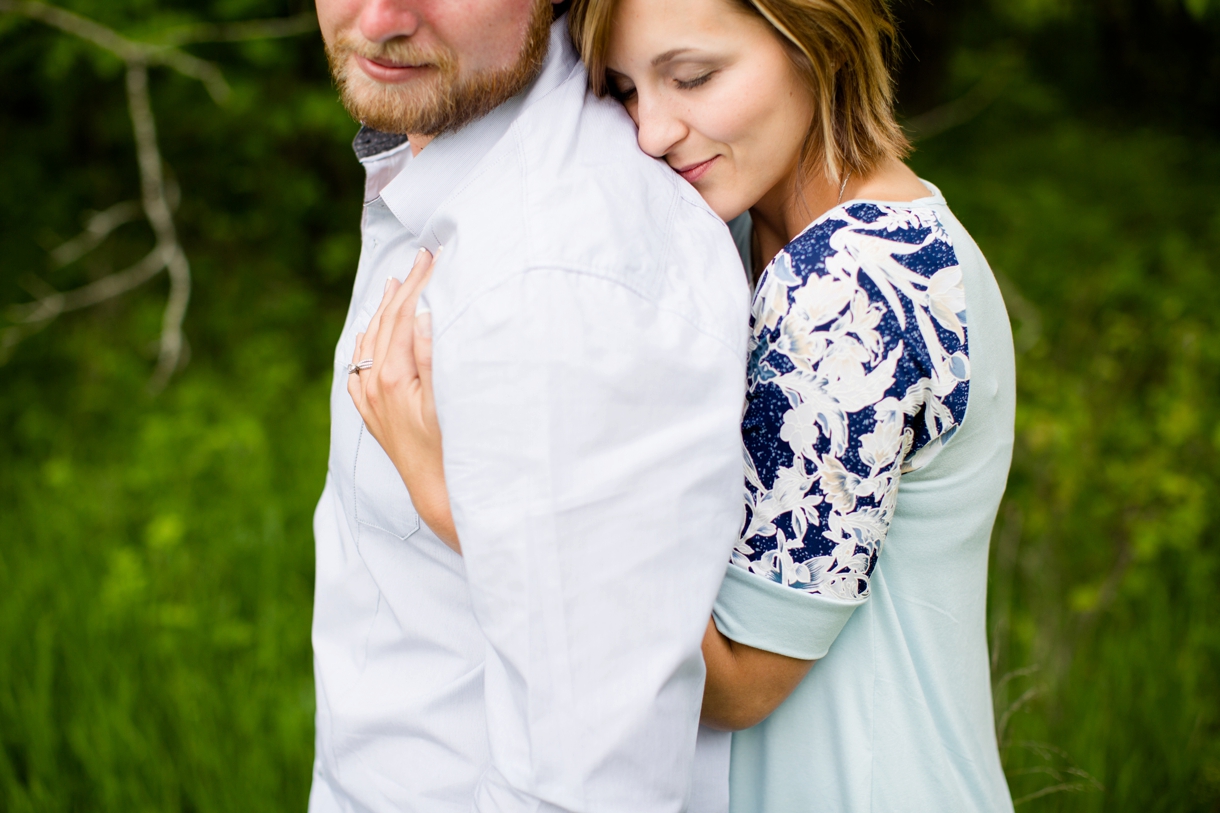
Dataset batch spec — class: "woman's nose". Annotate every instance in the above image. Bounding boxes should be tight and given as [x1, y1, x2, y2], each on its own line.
[633, 93, 688, 160]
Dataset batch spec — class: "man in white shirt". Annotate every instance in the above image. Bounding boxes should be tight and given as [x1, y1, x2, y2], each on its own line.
[310, 2, 750, 811]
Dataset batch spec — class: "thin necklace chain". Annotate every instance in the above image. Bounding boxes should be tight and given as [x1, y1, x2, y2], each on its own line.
[837, 170, 853, 204]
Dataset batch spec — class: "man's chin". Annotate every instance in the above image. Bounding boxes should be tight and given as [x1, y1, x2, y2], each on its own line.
[330, 0, 552, 138]
[339, 79, 447, 136]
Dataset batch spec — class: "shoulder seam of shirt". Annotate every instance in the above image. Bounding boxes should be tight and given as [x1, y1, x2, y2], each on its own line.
[430, 121, 738, 356]
[434, 264, 746, 361]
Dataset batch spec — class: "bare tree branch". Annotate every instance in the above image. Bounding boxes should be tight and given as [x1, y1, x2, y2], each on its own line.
[50, 200, 143, 267]
[0, 2, 314, 386]
[125, 60, 191, 389]
[0, 0, 143, 59]
[5, 58, 191, 389]
[154, 12, 318, 46]
[0, 0, 231, 100]
[904, 74, 1007, 142]
[8, 247, 168, 324]
[904, 50, 1023, 142]
[149, 48, 230, 104]
[49, 177, 177, 269]
[19, 273, 59, 302]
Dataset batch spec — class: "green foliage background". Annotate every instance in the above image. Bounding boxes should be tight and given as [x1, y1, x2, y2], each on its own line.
[0, 0, 1217, 810]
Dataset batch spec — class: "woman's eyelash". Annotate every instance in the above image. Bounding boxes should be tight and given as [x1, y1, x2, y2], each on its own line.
[676, 72, 714, 90]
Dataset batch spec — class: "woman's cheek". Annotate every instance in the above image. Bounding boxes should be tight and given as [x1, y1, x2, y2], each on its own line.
[713, 73, 769, 146]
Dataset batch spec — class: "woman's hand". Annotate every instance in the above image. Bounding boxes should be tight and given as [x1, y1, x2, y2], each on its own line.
[700, 618, 814, 731]
[347, 248, 460, 553]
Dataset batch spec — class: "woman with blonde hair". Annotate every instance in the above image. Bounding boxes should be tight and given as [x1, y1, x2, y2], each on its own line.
[350, 0, 1016, 809]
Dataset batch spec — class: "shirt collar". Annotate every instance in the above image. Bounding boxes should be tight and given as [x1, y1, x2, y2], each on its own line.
[353, 128, 410, 161]
[377, 17, 580, 243]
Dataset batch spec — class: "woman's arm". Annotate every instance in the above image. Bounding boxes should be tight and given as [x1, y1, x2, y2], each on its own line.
[700, 618, 814, 731]
[707, 206, 973, 729]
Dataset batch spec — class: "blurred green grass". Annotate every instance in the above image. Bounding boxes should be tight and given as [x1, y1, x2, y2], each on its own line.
[1, 1, 1219, 811]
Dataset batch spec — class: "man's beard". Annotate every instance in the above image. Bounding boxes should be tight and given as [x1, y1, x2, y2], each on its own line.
[326, 0, 553, 137]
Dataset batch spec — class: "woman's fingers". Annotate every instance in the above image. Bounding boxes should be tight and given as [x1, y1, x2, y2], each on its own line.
[406, 247, 435, 294]
[373, 249, 433, 382]
[346, 332, 367, 406]
[386, 255, 434, 384]
[414, 310, 437, 426]
[372, 282, 412, 380]
[355, 278, 398, 418]
[349, 246, 437, 425]
[411, 256, 435, 416]
[362, 276, 401, 366]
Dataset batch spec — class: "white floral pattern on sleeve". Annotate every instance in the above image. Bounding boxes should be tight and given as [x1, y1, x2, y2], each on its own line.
[735, 203, 970, 600]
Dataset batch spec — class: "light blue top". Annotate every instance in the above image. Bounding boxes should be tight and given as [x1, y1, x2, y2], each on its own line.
[716, 189, 1016, 812]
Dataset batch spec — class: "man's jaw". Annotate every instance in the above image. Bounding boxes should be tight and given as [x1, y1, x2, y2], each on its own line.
[326, 0, 552, 139]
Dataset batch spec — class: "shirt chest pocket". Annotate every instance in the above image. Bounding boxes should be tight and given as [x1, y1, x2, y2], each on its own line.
[344, 258, 424, 541]
[353, 420, 421, 542]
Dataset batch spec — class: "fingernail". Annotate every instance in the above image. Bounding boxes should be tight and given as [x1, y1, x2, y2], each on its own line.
[384, 276, 394, 292]
[416, 311, 432, 338]
[415, 247, 429, 262]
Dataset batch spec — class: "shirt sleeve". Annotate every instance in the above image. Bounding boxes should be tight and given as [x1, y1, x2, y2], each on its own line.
[434, 268, 747, 813]
[714, 204, 971, 660]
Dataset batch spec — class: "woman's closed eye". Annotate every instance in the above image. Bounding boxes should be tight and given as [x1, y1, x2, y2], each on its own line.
[606, 71, 637, 102]
[610, 83, 637, 103]
[675, 71, 715, 90]
[605, 68, 716, 102]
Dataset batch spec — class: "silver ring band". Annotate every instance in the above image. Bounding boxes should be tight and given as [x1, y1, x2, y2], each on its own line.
[346, 358, 374, 375]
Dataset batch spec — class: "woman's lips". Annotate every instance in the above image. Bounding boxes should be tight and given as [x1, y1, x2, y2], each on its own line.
[356, 54, 433, 84]
[675, 156, 718, 184]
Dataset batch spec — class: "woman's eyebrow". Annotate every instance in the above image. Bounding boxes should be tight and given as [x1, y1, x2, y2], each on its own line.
[651, 48, 696, 67]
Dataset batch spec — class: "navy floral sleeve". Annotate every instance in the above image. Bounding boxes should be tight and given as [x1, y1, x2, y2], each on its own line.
[735, 203, 971, 600]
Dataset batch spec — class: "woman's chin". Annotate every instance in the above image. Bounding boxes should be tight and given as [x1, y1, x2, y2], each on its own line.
[691, 179, 754, 224]
[704, 192, 750, 224]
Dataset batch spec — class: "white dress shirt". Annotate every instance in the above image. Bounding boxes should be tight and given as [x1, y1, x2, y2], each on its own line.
[309, 19, 750, 813]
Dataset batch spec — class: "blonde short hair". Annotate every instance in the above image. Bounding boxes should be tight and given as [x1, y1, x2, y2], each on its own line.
[568, 0, 910, 182]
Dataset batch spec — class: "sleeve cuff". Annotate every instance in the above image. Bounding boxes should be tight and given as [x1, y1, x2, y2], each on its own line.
[711, 564, 865, 661]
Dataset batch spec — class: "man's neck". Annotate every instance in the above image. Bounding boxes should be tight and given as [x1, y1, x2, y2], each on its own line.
[409, 133, 435, 156]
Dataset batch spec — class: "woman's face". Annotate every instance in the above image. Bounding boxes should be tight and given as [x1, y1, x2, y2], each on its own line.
[604, 0, 815, 221]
